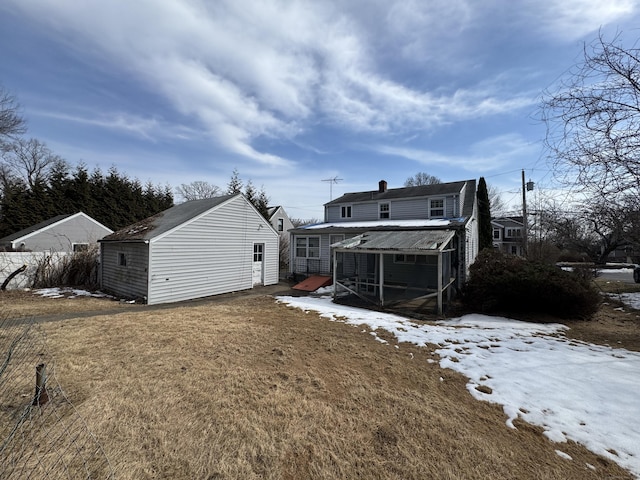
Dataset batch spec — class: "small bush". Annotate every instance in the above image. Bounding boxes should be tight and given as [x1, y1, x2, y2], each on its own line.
[462, 250, 600, 320]
[32, 247, 100, 290]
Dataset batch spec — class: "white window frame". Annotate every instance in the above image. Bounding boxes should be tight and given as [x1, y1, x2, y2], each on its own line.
[379, 202, 390, 219]
[295, 236, 320, 258]
[340, 205, 352, 219]
[277, 218, 284, 232]
[253, 243, 264, 262]
[429, 198, 445, 218]
[493, 229, 501, 240]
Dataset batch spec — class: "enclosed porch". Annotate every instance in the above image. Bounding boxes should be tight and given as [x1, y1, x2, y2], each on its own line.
[331, 230, 458, 314]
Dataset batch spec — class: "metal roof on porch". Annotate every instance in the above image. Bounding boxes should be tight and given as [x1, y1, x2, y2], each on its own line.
[332, 230, 456, 252]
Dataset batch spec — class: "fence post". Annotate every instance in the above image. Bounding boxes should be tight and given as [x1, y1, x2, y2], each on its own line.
[32, 363, 49, 406]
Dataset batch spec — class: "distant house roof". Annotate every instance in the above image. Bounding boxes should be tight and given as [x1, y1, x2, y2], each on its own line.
[101, 194, 236, 242]
[0, 214, 75, 243]
[492, 216, 524, 228]
[326, 180, 473, 206]
[0, 212, 112, 245]
[267, 205, 284, 219]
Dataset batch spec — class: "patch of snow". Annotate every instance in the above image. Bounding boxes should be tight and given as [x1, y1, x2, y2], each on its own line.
[555, 450, 573, 461]
[276, 294, 640, 478]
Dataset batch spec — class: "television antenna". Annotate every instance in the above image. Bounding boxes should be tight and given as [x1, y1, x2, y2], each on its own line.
[322, 176, 343, 200]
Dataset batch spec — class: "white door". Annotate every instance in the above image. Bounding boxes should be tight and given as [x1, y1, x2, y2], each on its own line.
[252, 243, 264, 285]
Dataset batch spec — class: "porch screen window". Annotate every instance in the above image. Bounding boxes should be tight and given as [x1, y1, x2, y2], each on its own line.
[296, 237, 320, 258]
[379, 203, 390, 219]
[341, 205, 352, 218]
[429, 198, 444, 218]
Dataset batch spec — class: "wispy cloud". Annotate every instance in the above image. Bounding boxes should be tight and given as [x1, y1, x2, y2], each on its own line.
[4, 0, 545, 167]
[372, 134, 538, 172]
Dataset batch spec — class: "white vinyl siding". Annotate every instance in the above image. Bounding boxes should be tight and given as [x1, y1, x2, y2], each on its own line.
[147, 196, 278, 305]
[9, 212, 112, 252]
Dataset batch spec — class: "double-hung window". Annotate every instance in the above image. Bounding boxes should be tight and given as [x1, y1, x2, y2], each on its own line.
[340, 205, 352, 219]
[429, 198, 445, 218]
[295, 236, 320, 258]
[379, 203, 390, 219]
[277, 218, 284, 232]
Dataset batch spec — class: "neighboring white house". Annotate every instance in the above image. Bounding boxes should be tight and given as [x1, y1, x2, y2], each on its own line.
[289, 179, 478, 314]
[267, 205, 294, 239]
[492, 216, 525, 256]
[0, 212, 113, 252]
[99, 194, 279, 305]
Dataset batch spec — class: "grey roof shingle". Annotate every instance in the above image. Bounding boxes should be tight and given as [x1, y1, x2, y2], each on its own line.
[326, 180, 472, 206]
[100, 194, 237, 242]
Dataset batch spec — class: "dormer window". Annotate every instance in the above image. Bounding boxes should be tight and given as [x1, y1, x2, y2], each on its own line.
[341, 205, 352, 218]
[429, 198, 444, 218]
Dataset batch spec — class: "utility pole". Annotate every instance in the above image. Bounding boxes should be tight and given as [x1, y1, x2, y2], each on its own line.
[322, 176, 343, 201]
[521, 170, 534, 257]
[522, 170, 527, 257]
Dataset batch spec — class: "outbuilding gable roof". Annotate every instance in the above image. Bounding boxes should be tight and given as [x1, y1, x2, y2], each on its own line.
[101, 194, 237, 242]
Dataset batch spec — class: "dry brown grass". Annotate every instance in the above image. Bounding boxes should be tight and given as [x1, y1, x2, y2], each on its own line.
[2, 290, 632, 479]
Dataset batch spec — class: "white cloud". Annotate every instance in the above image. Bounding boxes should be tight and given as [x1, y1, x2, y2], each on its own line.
[372, 133, 538, 172]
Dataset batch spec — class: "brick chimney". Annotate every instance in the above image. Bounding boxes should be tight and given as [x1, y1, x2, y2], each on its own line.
[378, 180, 387, 193]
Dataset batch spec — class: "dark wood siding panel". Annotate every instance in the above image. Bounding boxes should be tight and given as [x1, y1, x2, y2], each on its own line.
[100, 243, 148, 300]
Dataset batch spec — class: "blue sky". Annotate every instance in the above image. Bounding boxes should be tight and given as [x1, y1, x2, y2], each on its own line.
[1, 1, 639, 220]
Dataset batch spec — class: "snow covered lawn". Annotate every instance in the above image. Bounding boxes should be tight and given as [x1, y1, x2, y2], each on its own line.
[277, 293, 640, 478]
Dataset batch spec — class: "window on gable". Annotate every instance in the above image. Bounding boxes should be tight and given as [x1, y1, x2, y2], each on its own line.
[379, 203, 390, 219]
[277, 218, 284, 232]
[429, 198, 444, 218]
[341, 205, 352, 218]
[295, 236, 320, 258]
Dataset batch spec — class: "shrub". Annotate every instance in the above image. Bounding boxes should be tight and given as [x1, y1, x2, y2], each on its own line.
[462, 250, 600, 320]
[32, 247, 100, 290]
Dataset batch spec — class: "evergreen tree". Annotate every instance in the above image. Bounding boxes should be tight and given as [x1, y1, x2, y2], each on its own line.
[255, 186, 270, 220]
[227, 168, 243, 194]
[477, 177, 493, 251]
[244, 179, 256, 205]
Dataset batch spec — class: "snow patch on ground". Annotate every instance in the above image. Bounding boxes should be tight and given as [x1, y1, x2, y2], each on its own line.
[276, 294, 640, 478]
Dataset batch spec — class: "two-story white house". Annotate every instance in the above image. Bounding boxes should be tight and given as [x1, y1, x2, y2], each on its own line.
[491, 216, 525, 256]
[289, 179, 478, 314]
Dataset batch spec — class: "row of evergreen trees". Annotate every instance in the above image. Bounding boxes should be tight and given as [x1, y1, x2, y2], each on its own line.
[0, 162, 173, 239]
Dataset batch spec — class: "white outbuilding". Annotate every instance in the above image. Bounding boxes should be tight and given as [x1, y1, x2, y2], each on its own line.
[99, 193, 279, 305]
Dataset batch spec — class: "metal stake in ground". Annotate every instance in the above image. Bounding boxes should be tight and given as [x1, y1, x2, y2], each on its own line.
[32, 363, 49, 406]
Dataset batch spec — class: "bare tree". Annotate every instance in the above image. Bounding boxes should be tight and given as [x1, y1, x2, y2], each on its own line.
[175, 180, 221, 202]
[541, 32, 640, 197]
[1, 138, 60, 189]
[488, 184, 506, 216]
[0, 86, 26, 141]
[404, 172, 441, 187]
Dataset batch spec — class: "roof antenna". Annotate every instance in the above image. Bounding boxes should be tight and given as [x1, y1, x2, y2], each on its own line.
[322, 176, 343, 201]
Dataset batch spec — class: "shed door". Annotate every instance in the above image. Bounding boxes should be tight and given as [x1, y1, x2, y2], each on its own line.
[252, 243, 264, 285]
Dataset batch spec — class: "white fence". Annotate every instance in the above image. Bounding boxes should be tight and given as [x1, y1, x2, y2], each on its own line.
[0, 252, 69, 290]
